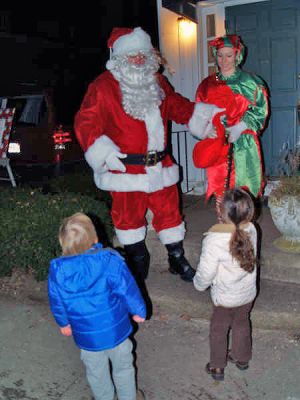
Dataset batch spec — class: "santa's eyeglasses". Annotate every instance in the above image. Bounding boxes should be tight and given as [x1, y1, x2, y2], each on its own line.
[127, 52, 147, 65]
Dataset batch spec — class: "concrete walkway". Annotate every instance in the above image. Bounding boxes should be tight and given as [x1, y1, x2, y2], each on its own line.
[0, 194, 300, 400]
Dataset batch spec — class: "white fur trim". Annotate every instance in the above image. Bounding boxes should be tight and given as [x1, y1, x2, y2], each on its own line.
[188, 103, 209, 139]
[228, 120, 247, 143]
[112, 27, 153, 56]
[85, 135, 120, 173]
[158, 222, 186, 245]
[106, 60, 115, 71]
[94, 164, 179, 193]
[115, 225, 146, 245]
[144, 107, 165, 151]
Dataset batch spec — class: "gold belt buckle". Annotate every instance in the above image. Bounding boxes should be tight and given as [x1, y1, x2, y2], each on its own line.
[145, 150, 158, 166]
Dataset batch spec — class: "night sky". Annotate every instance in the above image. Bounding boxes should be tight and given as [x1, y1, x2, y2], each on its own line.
[0, 1, 158, 123]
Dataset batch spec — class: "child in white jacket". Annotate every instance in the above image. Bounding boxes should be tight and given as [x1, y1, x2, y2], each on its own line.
[194, 188, 257, 381]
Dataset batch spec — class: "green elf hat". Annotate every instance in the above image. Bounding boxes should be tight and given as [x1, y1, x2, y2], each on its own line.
[209, 34, 244, 65]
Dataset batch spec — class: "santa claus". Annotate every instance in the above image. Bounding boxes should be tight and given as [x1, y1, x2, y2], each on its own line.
[74, 27, 222, 284]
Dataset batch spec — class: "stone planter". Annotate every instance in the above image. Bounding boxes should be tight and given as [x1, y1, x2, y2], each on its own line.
[268, 195, 300, 253]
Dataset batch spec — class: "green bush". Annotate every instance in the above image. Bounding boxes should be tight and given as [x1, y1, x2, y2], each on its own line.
[47, 169, 97, 195]
[45, 169, 112, 207]
[0, 187, 113, 281]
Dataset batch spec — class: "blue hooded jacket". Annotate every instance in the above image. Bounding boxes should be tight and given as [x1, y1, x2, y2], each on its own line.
[48, 243, 146, 351]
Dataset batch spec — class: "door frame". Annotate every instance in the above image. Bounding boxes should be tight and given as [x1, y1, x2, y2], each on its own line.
[197, 0, 269, 79]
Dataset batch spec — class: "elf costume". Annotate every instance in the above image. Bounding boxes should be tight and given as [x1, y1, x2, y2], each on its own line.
[193, 34, 269, 206]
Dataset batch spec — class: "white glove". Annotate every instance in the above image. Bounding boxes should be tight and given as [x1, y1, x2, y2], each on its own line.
[228, 121, 248, 143]
[105, 151, 127, 172]
[189, 103, 225, 140]
[198, 103, 225, 120]
[203, 121, 217, 139]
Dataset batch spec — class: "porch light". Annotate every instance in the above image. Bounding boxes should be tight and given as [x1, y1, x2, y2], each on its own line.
[177, 16, 196, 39]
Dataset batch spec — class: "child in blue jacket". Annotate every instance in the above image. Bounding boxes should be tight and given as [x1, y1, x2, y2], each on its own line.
[48, 212, 146, 400]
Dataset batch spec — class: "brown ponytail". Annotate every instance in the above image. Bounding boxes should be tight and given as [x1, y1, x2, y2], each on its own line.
[221, 188, 256, 273]
[229, 226, 256, 272]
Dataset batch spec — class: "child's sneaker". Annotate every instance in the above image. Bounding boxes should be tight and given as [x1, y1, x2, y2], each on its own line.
[136, 389, 145, 399]
[227, 353, 249, 370]
[113, 389, 145, 400]
[205, 363, 224, 381]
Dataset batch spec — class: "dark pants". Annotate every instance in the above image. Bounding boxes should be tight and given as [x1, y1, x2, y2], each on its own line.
[209, 302, 253, 368]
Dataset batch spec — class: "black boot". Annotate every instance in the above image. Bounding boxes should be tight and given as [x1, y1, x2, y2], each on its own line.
[124, 240, 150, 283]
[166, 241, 195, 282]
[124, 240, 152, 319]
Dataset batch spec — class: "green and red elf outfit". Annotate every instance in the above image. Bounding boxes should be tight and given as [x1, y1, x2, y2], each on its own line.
[193, 35, 269, 203]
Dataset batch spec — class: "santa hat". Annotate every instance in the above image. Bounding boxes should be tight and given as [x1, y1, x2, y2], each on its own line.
[106, 27, 153, 70]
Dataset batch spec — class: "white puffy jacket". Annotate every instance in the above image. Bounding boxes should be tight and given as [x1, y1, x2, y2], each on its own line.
[193, 222, 257, 308]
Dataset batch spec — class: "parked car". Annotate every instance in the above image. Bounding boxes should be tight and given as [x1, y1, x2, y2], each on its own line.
[0, 85, 83, 167]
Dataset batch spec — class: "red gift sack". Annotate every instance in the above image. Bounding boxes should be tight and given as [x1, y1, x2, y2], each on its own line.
[193, 137, 229, 168]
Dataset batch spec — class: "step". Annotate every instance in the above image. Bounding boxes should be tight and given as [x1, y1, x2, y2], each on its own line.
[145, 230, 300, 285]
[113, 194, 300, 284]
[146, 266, 300, 332]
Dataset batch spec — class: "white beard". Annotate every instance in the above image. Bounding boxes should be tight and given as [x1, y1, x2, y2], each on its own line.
[110, 52, 165, 121]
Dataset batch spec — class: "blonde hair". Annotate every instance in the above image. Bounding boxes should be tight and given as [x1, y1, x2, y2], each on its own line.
[58, 212, 98, 256]
[221, 188, 256, 273]
[153, 48, 175, 75]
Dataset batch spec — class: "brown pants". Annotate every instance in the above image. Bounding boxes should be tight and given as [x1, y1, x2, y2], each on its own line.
[209, 302, 253, 368]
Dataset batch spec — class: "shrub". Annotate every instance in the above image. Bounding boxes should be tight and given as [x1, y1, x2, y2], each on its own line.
[270, 176, 300, 202]
[269, 142, 300, 202]
[0, 187, 113, 281]
[47, 169, 97, 195]
[44, 169, 112, 207]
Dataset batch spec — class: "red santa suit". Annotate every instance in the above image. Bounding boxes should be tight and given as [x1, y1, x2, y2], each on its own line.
[75, 70, 205, 245]
[74, 27, 220, 248]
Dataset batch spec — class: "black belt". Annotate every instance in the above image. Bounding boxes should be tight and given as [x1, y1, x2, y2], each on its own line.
[123, 150, 167, 167]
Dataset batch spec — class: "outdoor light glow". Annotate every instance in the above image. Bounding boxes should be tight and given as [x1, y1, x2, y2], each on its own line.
[178, 17, 196, 39]
[8, 142, 21, 153]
